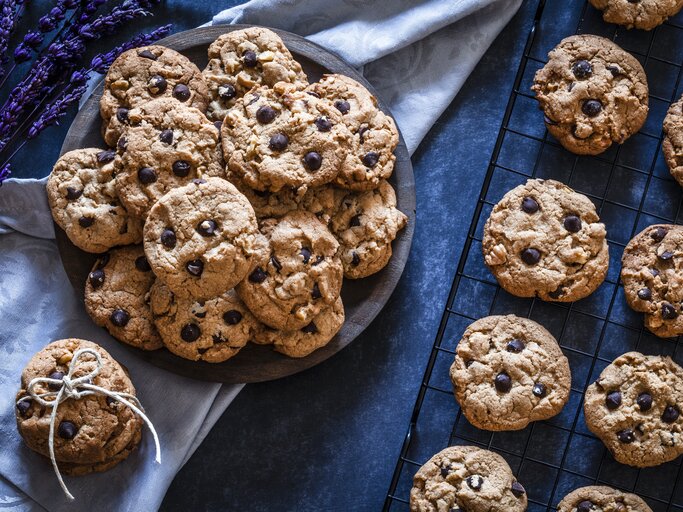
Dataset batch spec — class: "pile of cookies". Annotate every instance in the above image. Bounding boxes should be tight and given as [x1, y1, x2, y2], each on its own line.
[47, 27, 407, 362]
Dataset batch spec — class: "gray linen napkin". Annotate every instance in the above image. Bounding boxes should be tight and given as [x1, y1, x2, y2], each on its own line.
[0, 0, 521, 509]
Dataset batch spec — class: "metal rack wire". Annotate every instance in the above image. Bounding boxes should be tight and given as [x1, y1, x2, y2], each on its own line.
[384, 1, 683, 510]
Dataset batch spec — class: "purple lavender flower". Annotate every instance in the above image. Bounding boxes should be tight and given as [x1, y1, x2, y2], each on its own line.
[0, 162, 10, 185]
[27, 70, 88, 138]
[15, 0, 82, 62]
[0, 0, 21, 76]
[90, 24, 171, 73]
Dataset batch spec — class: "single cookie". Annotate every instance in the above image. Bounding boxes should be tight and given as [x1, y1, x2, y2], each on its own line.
[100, 45, 209, 146]
[84, 245, 162, 350]
[328, 180, 407, 279]
[410, 445, 528, 512]
[588, 0, 683, 30]
[114, 98, 223, 219]
[584, 351, 683, 467]
[47, 148, 142, 253]
[621, 224, 683, 338]
[202, 27, 308, 121]
[308, 74, 399, 191]
[557, 485, 652, 512]
[149, 280, 257, 362]
[253, 296, 345, 358]
[482, 179, 609, 302]
[450, 315, 571, 431]
[236, 210, 343, 331]
[663, 96, 683, 188]
[143, 177, 267, 299]
[532, 35, 648, 155]
[15, 339, 141, 466]
[222, 82, 351, 193]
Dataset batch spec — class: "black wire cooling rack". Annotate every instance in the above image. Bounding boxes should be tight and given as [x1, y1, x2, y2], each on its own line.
[384, 1, 683, 510]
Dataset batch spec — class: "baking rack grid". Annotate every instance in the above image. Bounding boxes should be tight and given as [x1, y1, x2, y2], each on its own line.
[384, 1, 683, 510]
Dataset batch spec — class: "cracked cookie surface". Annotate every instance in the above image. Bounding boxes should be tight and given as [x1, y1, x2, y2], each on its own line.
[482, 179, 608, 302]
[84, 245, 162, 350]
[410, 445, 528, 512]
[532, 35, 648, 155]
[621, 224, 683, 338]
[584, 351, 683, 467]
[588, 0, 683, 30]
[663, 96, 683, 188]
[450, 315, 571, 431]
[48, 148, 142, 253]
[557, 485, 652, 512]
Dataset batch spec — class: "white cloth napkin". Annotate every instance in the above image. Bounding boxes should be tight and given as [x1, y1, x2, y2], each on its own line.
[0, 0, 521, 510]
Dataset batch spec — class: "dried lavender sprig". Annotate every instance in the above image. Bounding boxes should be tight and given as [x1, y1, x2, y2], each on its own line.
[0, 162, 10, 185]
[0, 0, 22, 77]
[90, 23, 171, 73]
[14, 0, 79, 63]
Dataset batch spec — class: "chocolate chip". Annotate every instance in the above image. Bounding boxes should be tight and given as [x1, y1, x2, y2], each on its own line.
[358, 125, 369, 143]
[577, 501, 594, 512]
[249, 267, 267, 283]
[440, 466, 449, 478]
[650, 268, 660, 277]
[116, 107, 128, 123]
[161, 228, 176, 248]
[521, 248, 540, 265]
[301, 322, 318, 334]
[78, 216, 94, 228]
[172, 160, 191, 177]
[138, 49, 157, 60]
[494, 372, 512, 393]
[652, 227, 668, 242]
[218, 84, 236, 100]
[521, 196, 538, 213]
[106, 396, 117, 408]
[256, 105, 277, 124]
[173, 84, 190, 102]
[313, 255, 324, 266]
[97, 149, 115, 163]
[117, 136, 128, 151]
[242, 50, 257, 67]
[65, 187, 82, 200]
[315, 116, 332, 132]
[607, 65, 621, 76]
[617, 428, 635, 443]
[349, 214, 361, 227]
[135, 256, 151, 272]
[637, 392, 652, 411]
[269, 133, 289, 151]
[48, 371, 64, 390]
[271, 255, 282, 272]
[137, 167, 157, 184]
[606, 391, 622, 410]
[214, 120, 223, 132]
[334, 99, 350, 114]
[572, 60, 592, 79]
[351, 251, 361, 266]
[186, 259, 204, 276]
[303, 151, 322, 171]
[193, 179, 206, 185]
[506, 339, 525, 353]
[662, 302, 678, 320]
[511, 482, 526, 498]
[662, 405, 680, 423]
[362, 151, 379, 168]
[89, 269, 105, 288]
[58, 421, 78, 439]
[223, 310, 242, 325]
[148, 74, 167, 94]
[159, 129, 173, 144]
[301, 247, 311, 264]
[532, 382, 547, 398]
[196, 219, 217, 237]
[637, 288, 652, 300]
[110, 309, 129, 327]
[466, 475, 483, 490]
[548, 287, 564, 299]
[563, 215, 581, 233]
[179, 323, 200, 342]
[16, 399, 31, 416]
[312, 283, 321, 299]
[659, 250, 674, 261]
[582, 99, 602, 117]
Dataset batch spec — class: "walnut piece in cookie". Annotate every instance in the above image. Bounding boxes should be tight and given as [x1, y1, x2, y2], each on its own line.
[583, 352, 683, 467]
[450, 315, 571, 431]
[202, 27, 308, 122]
[532, 35, 648, 155]
[482, 179, 608, 302]
[663, 95, 683, 188]
[621, 224, 683, 338]
[309, 74, 399, 191]
[222, 82, 351, 193]
[84, 245, 162, 350]
[410, 445, 527, 512]
[47, 148, 142, 253]
[100, 45, 209, 146]
[557, 485, 652, 512]
[588, 0, 683, 30]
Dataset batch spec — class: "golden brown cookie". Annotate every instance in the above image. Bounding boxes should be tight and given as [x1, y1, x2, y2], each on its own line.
[589, 0, 683, 30]
[557, 485, 652, 512]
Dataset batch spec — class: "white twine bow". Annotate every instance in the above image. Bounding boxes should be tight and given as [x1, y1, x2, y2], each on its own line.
[16, 348, 161, 500]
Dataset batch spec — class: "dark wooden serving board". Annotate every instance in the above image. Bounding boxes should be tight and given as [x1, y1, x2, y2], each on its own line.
[55, 25, 416, 383]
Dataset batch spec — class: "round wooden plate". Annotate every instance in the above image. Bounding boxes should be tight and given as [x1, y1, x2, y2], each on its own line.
[56, 25, 415, 383]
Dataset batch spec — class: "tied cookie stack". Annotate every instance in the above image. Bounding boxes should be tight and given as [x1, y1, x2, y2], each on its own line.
[47, 27, 408, 362]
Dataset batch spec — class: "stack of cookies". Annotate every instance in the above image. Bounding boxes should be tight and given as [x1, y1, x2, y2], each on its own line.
[47, 27, 407, 362]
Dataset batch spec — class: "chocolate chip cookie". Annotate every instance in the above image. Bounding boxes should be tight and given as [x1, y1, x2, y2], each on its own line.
[202, 27, 308, 122]
[557, 485, 652, 512]
[621, 224, 683, 338]
[584, 351, 683, 467]
[15, 339, 141, 469]
[309, 74, 399, 191]
[47, 148, 142, 253]
[84, 245, 162, 350]
[450, 315, 571, 431]
[663, 95, 683, 187]
[236, 210, 343, 331]
[253, 296, 345, 357]
[100, 45, 209, 146]
[483, 179, 609, 302]
[410, 445, 528, 512]
[114, 98, 223, 219]
[222, 82, 351, 193]
[532, 35, 648, 155]
[588, 0, 683, 30]
[149, 280, 257, 362]
[143, 177, 267, 299]
[328, 180, 408, 279]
